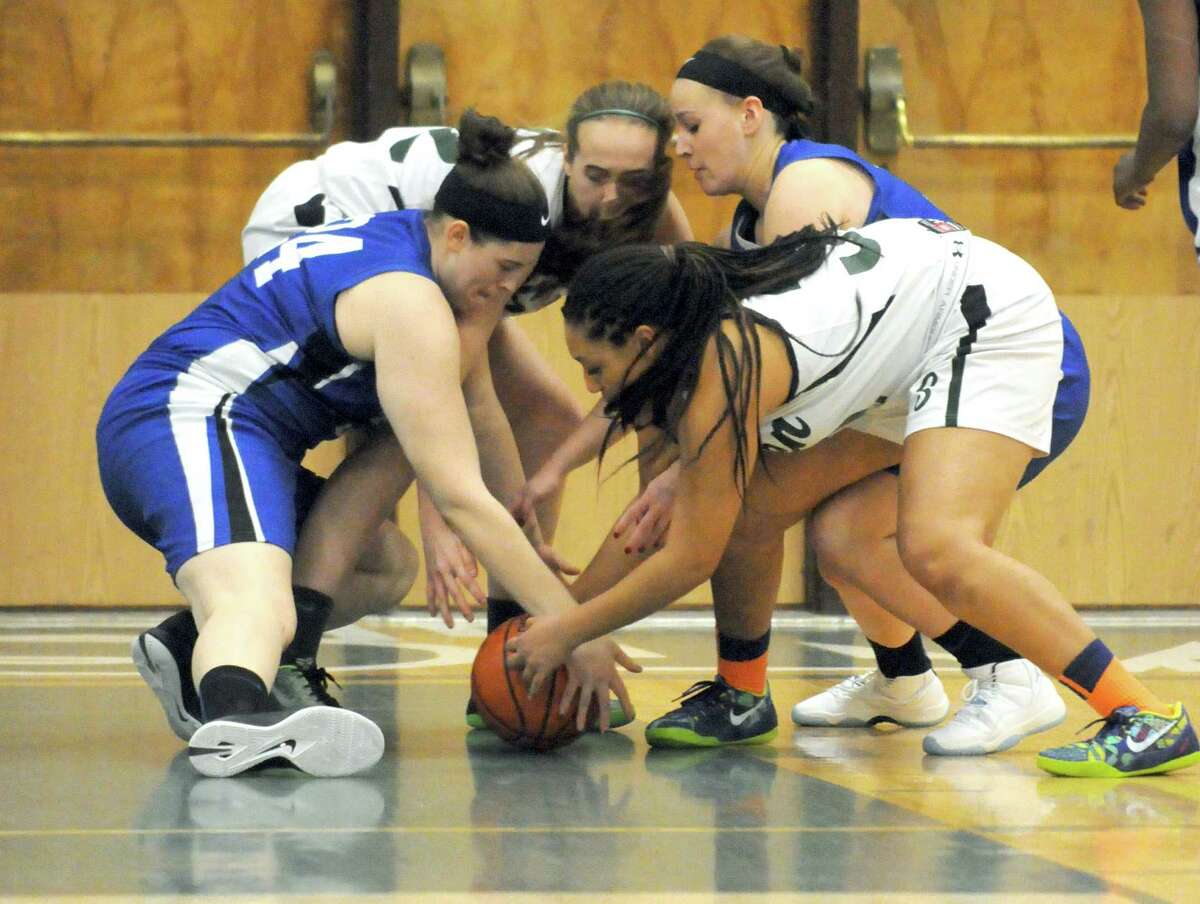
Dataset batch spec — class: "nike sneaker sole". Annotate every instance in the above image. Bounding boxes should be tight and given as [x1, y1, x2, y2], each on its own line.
[188, 707, 384, 778]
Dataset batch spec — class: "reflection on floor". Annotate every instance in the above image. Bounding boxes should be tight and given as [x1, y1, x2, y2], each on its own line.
[0, 609, 1196, 903]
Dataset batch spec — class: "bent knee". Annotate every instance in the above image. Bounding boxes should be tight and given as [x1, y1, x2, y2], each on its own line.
[896, 526, 982, 602]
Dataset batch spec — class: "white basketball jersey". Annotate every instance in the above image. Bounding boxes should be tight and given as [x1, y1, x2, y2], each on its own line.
[748, 218, 973, 452]
[314, 126, 567, 228]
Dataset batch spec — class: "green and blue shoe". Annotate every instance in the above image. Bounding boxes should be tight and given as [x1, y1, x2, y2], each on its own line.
[1037, 702, 1200, 777]
[645, 677, 778, 749]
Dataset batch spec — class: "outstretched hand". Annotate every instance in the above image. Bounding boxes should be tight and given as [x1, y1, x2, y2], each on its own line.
[419, 500, 484, 627]
[613, 462, 679, 556]
[511, 464, 567, 529]
[505, 615, 642, 731]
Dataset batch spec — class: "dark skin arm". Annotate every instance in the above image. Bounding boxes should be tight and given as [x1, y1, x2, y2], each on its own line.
[1114, 0, 1199, 208]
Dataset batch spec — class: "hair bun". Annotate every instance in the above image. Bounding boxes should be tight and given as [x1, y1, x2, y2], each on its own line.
[455, 108, 516, 167]
[780, 45, 804, 75]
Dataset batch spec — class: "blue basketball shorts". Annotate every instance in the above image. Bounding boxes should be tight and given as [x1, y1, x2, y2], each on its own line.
[97, 365, 324, 579]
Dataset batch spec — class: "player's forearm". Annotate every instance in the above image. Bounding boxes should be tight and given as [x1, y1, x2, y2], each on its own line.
[559, 543, 716, 646]
[545, 404, 618, 478]
[1131, 103, 1197, 184]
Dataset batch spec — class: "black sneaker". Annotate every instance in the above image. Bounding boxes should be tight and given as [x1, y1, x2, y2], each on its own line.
[644, 677, 778, 748]
[187, 706, 384, 778]
[270, 657, 342, 710]
[131, 611, 202, 741]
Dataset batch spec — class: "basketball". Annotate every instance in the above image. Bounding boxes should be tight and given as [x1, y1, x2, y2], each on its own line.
[470, 615, 585, 751]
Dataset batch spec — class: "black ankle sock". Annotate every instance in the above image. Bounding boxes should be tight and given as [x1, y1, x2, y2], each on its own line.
[198, 665, 271, 722]
[486, 597, 525, 634]
[869, 632, 932, 678]
[932, 620, 1021, 670]
[282, 586, 334, 664]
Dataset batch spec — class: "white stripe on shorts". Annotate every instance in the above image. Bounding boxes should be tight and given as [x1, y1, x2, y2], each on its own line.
[167, 339, 298, 553]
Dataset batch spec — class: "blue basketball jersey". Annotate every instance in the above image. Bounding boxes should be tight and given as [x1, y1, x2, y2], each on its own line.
[729, 139, 947, 251]
[105, 210, 435, 457]
[97, 210, 440, 575]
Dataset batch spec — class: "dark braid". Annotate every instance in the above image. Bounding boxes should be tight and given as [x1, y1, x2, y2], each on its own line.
[563, 224, 851, 494]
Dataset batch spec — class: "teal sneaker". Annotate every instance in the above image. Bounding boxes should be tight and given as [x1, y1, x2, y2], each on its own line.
[464, 696, 633, 731]
[1037, 702, 1200, 777]
[645, 677, 778, 749]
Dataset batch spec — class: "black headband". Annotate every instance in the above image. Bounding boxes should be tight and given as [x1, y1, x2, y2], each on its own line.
[433, 166, 551, 243]
[676, 50, 792, 116]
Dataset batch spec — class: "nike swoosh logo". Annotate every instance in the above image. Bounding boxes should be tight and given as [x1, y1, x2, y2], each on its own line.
[1125, 717, 1180, 753]
[540, 213, 551, 226]
[729, 700, 765, 727]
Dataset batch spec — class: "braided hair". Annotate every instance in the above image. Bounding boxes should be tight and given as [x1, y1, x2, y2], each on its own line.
[563, 225, 851, 494]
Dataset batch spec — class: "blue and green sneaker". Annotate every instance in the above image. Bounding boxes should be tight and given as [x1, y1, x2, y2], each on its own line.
[644, 677, 778, 749]
[1037, 702, 1200, 777]
[464, 696, 633, 731]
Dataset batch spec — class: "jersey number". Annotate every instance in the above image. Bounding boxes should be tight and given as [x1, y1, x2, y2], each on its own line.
[768, 415, 811, 451]
[253, 218, 369, 287]
[913, 372, 938, 411]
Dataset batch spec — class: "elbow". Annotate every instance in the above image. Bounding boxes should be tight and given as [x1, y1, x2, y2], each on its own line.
[1146, 103, 1199, 149]
[427, 480, 491, 530]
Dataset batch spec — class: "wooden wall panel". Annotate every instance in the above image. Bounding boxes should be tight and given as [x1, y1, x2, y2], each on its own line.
[859, 0, 1200, 295]
[0, 0, 352, 293]
[3, 293, 1196, 607]
[993, 295, 1200, 605]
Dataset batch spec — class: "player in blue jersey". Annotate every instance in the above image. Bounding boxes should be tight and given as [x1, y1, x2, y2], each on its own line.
[505, 225, 1199, 778]
[528, 35, 1082, 753]
[99, 110, 638, 777]
[1113, 0, 1199, 262]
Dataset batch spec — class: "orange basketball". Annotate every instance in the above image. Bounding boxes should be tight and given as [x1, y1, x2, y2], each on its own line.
[470, 615, 584, 752]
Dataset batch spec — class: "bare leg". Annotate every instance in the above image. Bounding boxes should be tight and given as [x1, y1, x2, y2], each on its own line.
[810, 472, 957, 642]
[178, 543, 296, 690]
[713, 432, 904, 641]
[896, 428, 1094, 675]
[292, 431, 419, 624]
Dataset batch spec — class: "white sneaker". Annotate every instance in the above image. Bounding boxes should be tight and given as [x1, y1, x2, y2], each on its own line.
[922, 659, 1067, 756]
[791, 669, 950, 727]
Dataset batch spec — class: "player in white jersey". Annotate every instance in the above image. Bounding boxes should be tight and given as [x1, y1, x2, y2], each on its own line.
[244, 83, 690, 652]
[522, 35, 1068, 755]
[506, 221, 1199, 778]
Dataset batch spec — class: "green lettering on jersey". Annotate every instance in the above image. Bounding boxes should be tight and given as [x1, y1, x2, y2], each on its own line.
[840, 231, 882, 275]
[389, 127, 459, 164]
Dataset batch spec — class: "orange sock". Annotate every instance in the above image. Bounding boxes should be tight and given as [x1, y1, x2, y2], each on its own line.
[1059, 639, 1168, 716]
[717, 629, 769, 696]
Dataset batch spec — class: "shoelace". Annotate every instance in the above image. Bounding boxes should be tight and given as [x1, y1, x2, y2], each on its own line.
[294, 661, 341, 706]
[671, 679, 727, 709]
[831, 672, 875, 696]
[1073, 705, 1136, 739]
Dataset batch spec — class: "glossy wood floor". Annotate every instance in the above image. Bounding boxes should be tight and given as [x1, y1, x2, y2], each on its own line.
[1, 609, 1197, 903]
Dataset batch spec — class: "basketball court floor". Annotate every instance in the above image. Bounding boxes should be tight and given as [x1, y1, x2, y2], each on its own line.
[1, 608, 1197, 902]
